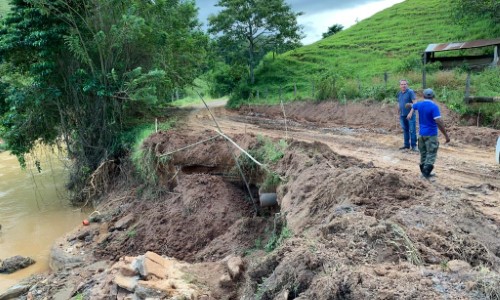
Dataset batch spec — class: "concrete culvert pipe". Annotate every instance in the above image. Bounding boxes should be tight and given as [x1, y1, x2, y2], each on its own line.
[259, 193, 278, 207]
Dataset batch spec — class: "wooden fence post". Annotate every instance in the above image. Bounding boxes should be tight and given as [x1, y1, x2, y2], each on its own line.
[464, 72, 471, 104]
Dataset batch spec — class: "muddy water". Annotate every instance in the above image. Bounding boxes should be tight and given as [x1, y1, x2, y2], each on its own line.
[0, 149, 87, 293]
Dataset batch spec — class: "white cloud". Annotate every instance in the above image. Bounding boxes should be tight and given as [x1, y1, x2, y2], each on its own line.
[299, 0, 404, 45]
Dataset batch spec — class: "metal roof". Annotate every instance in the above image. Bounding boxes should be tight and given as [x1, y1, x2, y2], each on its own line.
[424, 38, 500, 53]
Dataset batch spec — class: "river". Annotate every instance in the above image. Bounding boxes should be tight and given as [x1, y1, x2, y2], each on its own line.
[0, 148, 87, 293]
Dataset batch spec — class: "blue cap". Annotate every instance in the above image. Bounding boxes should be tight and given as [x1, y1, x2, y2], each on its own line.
[423, 88, 435, 98]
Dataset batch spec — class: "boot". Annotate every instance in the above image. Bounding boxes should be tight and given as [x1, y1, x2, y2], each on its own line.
[419, 164, 424, 175]
[422, 164, 434, 178]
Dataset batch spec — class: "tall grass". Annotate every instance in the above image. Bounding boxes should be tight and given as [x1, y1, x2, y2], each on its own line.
[130, 120, 175, 184]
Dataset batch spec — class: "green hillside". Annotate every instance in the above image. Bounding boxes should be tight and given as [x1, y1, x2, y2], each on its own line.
[239, 0, 499, 124]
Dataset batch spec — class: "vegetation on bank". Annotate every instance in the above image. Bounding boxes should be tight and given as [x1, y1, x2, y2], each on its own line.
[0, 0, 208, 201]
[223, 0, 500, 127]
[0, 0, 498, 203]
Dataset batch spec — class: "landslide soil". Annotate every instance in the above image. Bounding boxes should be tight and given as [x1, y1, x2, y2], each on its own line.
[11, 99, 500, 299]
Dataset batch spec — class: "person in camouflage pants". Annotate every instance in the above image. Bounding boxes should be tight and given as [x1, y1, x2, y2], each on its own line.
[406, 88, 450, 178]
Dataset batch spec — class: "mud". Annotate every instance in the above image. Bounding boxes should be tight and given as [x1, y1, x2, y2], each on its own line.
[5, 100, 500, 300]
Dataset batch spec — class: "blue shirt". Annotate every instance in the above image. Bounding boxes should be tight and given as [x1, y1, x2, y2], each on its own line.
[397, 89, 416, 116]
[412, 100, 441, 136]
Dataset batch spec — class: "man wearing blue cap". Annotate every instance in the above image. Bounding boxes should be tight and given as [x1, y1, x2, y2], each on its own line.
[406, 88, 450, 178]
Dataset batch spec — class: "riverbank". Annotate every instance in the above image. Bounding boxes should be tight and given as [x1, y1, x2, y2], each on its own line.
[0, 149, 87, 294]
[3, 100, 500, 299]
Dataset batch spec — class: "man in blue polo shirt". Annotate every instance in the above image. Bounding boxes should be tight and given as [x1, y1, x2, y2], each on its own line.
[406, 88, 450, 178]
[397, 79, 417, 151]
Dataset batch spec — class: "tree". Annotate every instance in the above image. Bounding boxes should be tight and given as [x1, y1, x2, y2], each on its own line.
[208, 0, 303, 84]
[0, 0, 207, 200]
[322, 24, 344, 39]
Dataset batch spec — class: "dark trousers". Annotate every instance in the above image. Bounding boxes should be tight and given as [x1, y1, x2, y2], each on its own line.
[418, 135, 439, 166]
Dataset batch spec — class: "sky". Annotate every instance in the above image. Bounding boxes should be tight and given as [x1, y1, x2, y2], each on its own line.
[196, 0, 405, 45]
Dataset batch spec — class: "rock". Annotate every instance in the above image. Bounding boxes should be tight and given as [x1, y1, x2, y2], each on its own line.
[115, 260, 138, 277]
[139, 251, 167, 279]
[114, 274, 139, 292]
[420, 278, 433, 286]
[218, 274, 232, 288]
[374, 267, 388, 276]
[225, 256, 244, 280]
[134, 285, 167, 299]
[275, 289, 289, 300]
[465, 281, 476, 291]
[83, 260, 111, 275]
[49, 246, 83, 272]
[447, 260, 472, 273]
[114, 214, 135, 230]
[51, 287, 74, 300]
[0, 256, 35, 274]
[0, 284, 31, 300]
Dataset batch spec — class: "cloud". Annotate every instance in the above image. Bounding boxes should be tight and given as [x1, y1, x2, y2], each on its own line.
[290, 0, 380, 14]
[196, 0, 404, 44]
[299, 0, 404, 44]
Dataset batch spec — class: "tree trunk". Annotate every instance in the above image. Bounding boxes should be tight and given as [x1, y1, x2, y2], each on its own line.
[249, 40, 255, 84]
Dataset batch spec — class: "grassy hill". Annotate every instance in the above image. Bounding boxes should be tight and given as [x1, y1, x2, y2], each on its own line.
[237, 0, 500, 125]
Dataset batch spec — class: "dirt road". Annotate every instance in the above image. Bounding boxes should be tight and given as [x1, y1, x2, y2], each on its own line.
[186, 100, 500, 223]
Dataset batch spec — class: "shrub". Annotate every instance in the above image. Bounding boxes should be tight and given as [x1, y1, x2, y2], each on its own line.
[431, 70, 465, 90]
[316, 73, 342, 101]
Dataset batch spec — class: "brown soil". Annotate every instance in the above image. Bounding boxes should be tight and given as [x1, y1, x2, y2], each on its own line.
[9, 100, 500, 300]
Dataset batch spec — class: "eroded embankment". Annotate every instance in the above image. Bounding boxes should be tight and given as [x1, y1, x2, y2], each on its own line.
[96, 130, 500, 299]
[5, 128, 500, 300]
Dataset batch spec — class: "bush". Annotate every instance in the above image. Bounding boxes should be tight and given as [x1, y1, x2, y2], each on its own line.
[431, 70, 465, 90]
[396, 55, 422, 72]
[337, 79, 361, 99]
[360, 84, 398, 101]
[227, 82, 253, 109]
[315, 73, 342, 101]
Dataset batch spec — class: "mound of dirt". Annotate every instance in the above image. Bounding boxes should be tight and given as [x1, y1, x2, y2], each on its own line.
[239, 101, 500, 148]
[239, 139, 500, 299]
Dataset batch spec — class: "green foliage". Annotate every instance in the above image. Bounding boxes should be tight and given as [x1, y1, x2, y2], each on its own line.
[452, 0, 500, 30]
[235, 136, 286, 189]
[316, 73, 341, 101]
[207, 62, 248, 98]
[231, 0, 499, 125]
[260, 171, 281, 193]
[258, 136, 287, 163]
[322, 24, 344, 39]
[72, 293, 84, 300]
[130, 120, 174, 185]
[0, 0, 207, 200]
[208, 0, 303, 84]
[265, 223, 292, 252]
